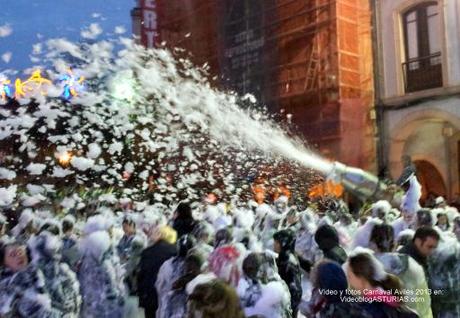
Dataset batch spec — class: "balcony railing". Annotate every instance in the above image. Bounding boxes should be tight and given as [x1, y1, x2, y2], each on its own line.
[402, 52, 443, 93]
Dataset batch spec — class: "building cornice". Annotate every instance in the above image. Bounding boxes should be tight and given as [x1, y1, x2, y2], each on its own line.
[380, 85, 460, 109]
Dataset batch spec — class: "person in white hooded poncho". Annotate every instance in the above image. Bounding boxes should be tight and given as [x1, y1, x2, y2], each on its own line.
[159, 253, 204, 318]
[244, 251, 292, 318]
[11, 209, 39, 244]
[155, 234, 197, 318]
[115, 214, 146, 318]
[392, 175, 422, 238]
[236, 253, 263, 313]
[428, 233, 460, 318]
[257, 196, 290, 250]
[369, 223, 432, 318]
[78, 230, 126, 318]
[295, 209, 322, 269]
[28, 230, 81, 318]
[254, 203, 273, 234]
[344, 248, 419, 318]
[212, 202, 233, 231]
[61, 215, 81, 272]
[189, 221, 214, 264]
[0, 240, 62, 318]
[232, 206, 264, 253]
[208, 228, 246, 288]
[371, 200, 393, 223]
[352, 217, 383, 250]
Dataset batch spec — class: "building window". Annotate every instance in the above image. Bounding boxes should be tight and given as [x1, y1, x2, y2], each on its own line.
[402, 2, 442, 93]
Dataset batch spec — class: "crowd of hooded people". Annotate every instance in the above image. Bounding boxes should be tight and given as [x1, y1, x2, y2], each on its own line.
[1, 174, 460, 318]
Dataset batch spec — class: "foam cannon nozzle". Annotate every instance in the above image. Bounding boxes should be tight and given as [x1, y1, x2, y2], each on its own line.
[327, 162, 388, 202]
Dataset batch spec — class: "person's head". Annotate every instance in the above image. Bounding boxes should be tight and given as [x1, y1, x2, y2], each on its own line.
[30, 231, 62, 261]
[416, 209, 433, 228]
[370, 224, 395, 253]
[286, 208, 299, 225]
[208, 245, 241, 286]
[174, 202, 193, 220]
[242, 253, 262, 281]
[152, 225, 177, 244]
[254, 190, 265, 204]
[436, 213, 449, 226]
[185, 253, 203, 275]
[61, 218, 74, 235]
[396, 229, 414, 248]
[413, 226, 440, 257]
[402, 210, 415, 224]
[22, 217, 39, 235]
[188, 280, 245, 318]
[214, 228, 232, 248]
[434, 196, 447, 208]
[138, 211, 163, 237]
[204, 193, 218, 205]
[372, 200, 392, 221]
[274, 196, 289, 213]
[339, 213, 353, 226]
[258, 251, 280, 283]
[177, 234, 197, 257]
[273, 229, 295, 254]
[38, 222, 61, 236]
[193, 222, 214, 244]
[314, 224, 339, 252]
[311, 260, 347, 303]
[0, 242, 29, 272]
[122, 216, 136, 236]
[346, 250, 401, 292]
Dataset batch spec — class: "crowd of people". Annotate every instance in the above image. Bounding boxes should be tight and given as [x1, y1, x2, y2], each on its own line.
[1, 174, 460, 318]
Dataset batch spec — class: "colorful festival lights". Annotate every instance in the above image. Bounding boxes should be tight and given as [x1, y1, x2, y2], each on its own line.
[14, 70, 52, 98]
[1, 79, 13, 101]
[60, 69, 85, 100]
[0, 68, 85, 102]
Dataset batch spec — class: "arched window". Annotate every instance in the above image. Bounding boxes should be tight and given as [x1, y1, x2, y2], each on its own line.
[402, 2, 442, 92]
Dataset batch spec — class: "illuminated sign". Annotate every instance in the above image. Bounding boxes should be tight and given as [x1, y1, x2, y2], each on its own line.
[141, 0, 159, 48]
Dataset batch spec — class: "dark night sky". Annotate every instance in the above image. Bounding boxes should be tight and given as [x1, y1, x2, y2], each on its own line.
[0, 0, 134, 72]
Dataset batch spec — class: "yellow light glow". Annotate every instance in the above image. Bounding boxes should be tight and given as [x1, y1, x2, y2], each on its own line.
[15, 70, 52, 98]
[15, 78, 26, 98]
[57, 151, 72, 166]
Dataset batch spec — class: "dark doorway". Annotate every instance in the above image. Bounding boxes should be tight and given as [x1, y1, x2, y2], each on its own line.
[414, 160, 447, 204]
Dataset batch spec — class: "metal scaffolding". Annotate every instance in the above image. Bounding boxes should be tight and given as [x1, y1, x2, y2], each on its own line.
[132, 0, 376, 169]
